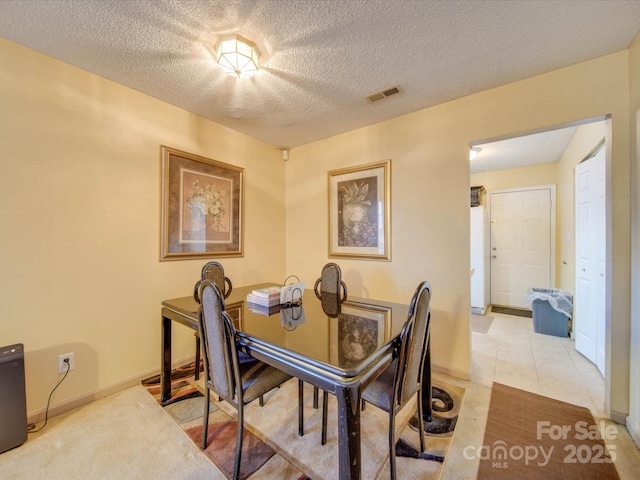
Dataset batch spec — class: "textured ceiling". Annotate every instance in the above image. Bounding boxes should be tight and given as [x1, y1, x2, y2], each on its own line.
[0, 0, 639, 154]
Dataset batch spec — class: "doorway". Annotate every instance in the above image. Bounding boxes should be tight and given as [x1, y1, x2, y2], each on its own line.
[469, 117, 609, 404]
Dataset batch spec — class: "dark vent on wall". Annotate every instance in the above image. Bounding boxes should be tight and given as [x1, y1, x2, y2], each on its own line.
[366, 85, 403, 103]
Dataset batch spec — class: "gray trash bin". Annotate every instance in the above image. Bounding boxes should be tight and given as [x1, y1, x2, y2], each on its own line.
[527, 288, 572, 337]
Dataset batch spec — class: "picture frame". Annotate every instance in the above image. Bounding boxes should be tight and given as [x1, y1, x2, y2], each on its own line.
[226, 302, 244, 330]
[160, 146, 244, 260]
[328, 159, 391, 260]
[329, 302, 391, 369]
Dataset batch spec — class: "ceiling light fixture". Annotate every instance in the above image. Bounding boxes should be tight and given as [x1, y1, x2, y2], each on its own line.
[215, 34, 260, 78]
[469, 147, 481, 160]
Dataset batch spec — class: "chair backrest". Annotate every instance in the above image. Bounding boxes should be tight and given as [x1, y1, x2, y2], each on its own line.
[194, 261, 233, 302]
[394, 281, 432, 408]
[320, 292, 342, 318]
[198, 279, 240, 403]
[313, 262, 347, 301]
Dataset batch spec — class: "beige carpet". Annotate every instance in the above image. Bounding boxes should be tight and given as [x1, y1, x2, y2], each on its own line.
[0, 386, 221, 479]
[0, 371, 464, 480]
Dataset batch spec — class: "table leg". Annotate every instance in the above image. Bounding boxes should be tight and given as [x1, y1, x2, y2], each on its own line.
[161, 315, 172, 404]
[336, 385, 361, 480]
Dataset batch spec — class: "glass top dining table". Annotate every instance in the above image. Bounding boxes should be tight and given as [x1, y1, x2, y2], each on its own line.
[160, 283, 411, 480]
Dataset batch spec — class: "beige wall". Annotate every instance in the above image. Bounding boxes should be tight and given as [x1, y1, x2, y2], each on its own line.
[0, 38, 287, 416]
[286, 119, 473, 379]
[628, 31, 640, 446]
[286, 51, 631, 416]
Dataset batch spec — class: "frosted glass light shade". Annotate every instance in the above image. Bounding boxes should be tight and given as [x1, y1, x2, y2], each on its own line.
[216, 35, 260, 78]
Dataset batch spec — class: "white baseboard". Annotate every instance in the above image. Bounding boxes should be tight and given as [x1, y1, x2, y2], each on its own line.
[627, 415, 640, 449]
[27, 355, 194, 425]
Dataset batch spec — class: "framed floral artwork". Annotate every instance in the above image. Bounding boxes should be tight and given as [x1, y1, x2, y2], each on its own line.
[160, 146, 244, 260]
[328, 159, 391, 259]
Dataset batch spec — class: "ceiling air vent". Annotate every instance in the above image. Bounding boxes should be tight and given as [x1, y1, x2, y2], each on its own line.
[366, 85, 403, 103]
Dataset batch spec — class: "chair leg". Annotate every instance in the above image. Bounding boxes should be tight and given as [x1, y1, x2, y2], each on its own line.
[234, 404, 244, 480]
[259, 395, 264, 407]
[424, 341, 433, 422]
[194, 334, 201, 381]
[321, 390, 329, 445]
[201, 386, 211, 450]
[417, 390, 426, 453]
[389, 409, 397, 480]
[298, 379, 304, 436]
[313, 386, 319, 409]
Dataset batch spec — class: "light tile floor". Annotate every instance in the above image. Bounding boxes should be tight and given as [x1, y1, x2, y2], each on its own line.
[472, 309, 605, 416]
[440, 308, 640, 479]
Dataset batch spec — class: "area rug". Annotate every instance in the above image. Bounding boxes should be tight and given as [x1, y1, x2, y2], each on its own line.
[471, 314, 494, 334]
[491, 306, 532, 318]
[142, 362, 464, 480]
[477, 383, 619, 479]
[141, 362, 305, 480]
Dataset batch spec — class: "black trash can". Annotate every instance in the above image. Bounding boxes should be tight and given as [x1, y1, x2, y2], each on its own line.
[528, 288, 572, 337]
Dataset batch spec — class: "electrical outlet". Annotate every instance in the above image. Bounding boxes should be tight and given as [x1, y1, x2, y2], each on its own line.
[58, 352, 75, 373]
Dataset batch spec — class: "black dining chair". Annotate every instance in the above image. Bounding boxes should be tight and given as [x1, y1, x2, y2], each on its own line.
[359, 281, 432, 480]
[320, 291, 342, 318]
[194, 261, 233, 302]
[198, 280, 292, 480]
[315, 263, 347, 407]
[299, 263, 348, 437]
[193, 261, 233, 380]
[317, 281, 432, 473]
[313, 262, 347, 301]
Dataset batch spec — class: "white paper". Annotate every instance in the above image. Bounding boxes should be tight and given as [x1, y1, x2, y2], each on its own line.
[280, 305, 306, 329]
[280, 281, 306, 303]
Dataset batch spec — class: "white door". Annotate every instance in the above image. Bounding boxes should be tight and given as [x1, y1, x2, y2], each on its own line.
[574, 147, 606, 375]
[490, 187, 553, 308]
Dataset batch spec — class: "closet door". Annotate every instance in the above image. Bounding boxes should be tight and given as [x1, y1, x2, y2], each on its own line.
[574, 147, 605, 375]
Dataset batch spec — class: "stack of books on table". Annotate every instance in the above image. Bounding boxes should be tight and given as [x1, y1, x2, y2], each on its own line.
[246, 286, 282, 315]
[247, 302, 281, 316]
